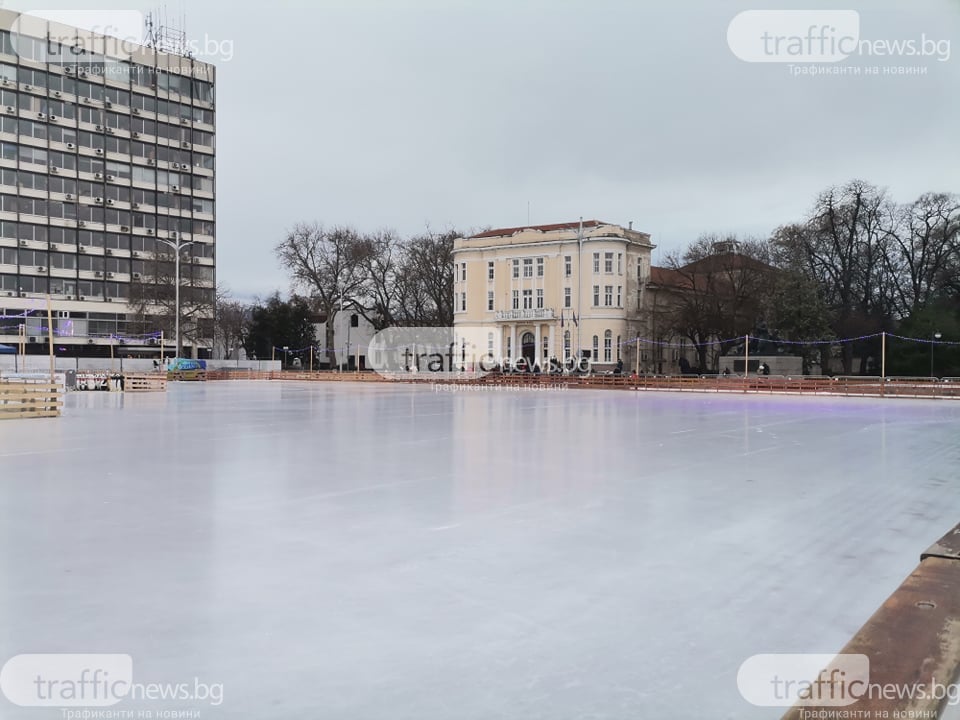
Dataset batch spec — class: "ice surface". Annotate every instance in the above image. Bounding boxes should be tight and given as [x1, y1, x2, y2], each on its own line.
[1, 382, 960, 719]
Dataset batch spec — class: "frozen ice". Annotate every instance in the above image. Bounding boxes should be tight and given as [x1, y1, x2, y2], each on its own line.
[1, 382, 960, 718]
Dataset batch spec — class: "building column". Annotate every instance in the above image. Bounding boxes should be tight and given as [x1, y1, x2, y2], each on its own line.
[534, 323, 542, 362]
[509, 324, 517, 360]
[548, 323, 555, 359]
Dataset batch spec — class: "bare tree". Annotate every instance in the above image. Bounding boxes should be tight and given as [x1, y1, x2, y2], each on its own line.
[128, 248, 215, 355]
[275, 223, 370, 367]
[663, 235, 775, 372]
[214, 289, 251, 360]
[397, 228, 456, 326]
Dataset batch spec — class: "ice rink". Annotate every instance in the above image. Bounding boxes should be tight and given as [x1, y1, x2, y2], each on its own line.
[2, 382, 960, 718]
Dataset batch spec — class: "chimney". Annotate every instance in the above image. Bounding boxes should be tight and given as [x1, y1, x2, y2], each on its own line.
[628, 221, 633, 230]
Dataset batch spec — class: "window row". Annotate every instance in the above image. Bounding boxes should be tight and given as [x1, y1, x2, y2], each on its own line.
[511, 257, 545, 279]
[0, 224, 215, 256]
[2, 115, 214, 150]
[592, 285, 623, 307]
[0, 248, 212, 279]
[591, 251, 624, 275]
[1, 274, 216, 302]
[0, 172, 214, 212]
[0, 38, 214, 103]
[2, 90, 213, 127]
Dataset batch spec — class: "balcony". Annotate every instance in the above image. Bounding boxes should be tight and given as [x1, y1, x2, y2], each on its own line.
[494, 308, 555, 321]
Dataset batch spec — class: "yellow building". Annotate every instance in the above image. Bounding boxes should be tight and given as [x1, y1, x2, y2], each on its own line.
[452, 220, 654, 371]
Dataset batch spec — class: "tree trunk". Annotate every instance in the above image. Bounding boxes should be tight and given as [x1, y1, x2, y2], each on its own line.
[326, 315, 337, 369]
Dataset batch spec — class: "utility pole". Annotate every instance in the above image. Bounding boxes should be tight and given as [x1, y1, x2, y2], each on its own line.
[156, 236, 199, 358]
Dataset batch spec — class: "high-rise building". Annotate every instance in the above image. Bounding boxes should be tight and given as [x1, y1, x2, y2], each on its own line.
[0, 9, 215, 357]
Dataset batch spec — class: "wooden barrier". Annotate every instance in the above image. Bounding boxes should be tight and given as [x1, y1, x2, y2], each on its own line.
[122, 373, 167, 392]
[198, 370, 960, 399]
[0, 381, 62, 419]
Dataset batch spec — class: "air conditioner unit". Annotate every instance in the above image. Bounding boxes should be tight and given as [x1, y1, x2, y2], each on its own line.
[5, 291, 11, 297]
[64, 193, 73, 200]
[50, 166, 59, 173]
[49, 244, 58, 251]
[82, 97, 90, 104]
[181, 141, 189, 148]
[79, 296, 85, 301]
[133, 272, 141, 280]
[107, 272, 114, 278]
[78, 246, 86, 252]
[37, 112, 46, 119]
[105, 297, 113, 302]
[147, 229, 154, 235]
[64, 67, 73, 74]
[147, 159, 155, 165]
[132, 108, 140, 115]
[36, 266, 46, 272]
[18, 292, 25, 297]
[171, 185, 179, 191]
[105, 127, 114, 134]
[104, 101, 112, 108]
[95, 173, 103, 179]
[171, 231, 179, 238]
[95, 271, 103, 277]
[4, 106, 12, 113]
[24, 84, 32, 91]
[78, 220, 85, 227]
[106, 175, 114, 181]
[54, 91, 62, 97]
[66, 143, 75, 149]
[120, 225, 130, 232]
[132, 202, 140, 209]
[107, 197, 115, 204]
[181, 118, 189, 125]
[19, 240, 27, 246]
[95, 125, 103, 131]
[105, 249, 113, 256]
[132, 131, 140, 138]
[95, 197, 103, 203]
[132, 251, 139, 258]
[50, 114, 58, 122]
[95, 148, 104, 155]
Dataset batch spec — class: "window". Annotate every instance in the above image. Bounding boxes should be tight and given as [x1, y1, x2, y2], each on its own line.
[454, 264, 459, 282]
[564, 287, 571, 308]
[506, 336, 511, 359]
[563, 331, 571, 360]
[536, 257, 544, 277]
[461, 262, 466, 281]
[617, 335, 621, 361]
[605, 252, 613, 273]
[523, 258, 533, 278]
[487, 291, 494, 311]
[512, 289, 519, 309]
[604, 330, 612, 362]
[542, 335, 549, 360]
[487, 261, 494, 280]
[617, 253, 623, 274]
[522, 289, 532, 309]
[604, 286, 613, 307]
[593, 285, 599, 306]
[487, 332, 494, 355]
[637, 257, 643, 283]
[536, 288, 544, 309]
[593, 252, 600, 273]
[460, 292, 466, 311]
[592, 335, 599, 359]
[564, 255, 571, 277]
[350, 314, 359, 328]
[512, 259, 519, 278]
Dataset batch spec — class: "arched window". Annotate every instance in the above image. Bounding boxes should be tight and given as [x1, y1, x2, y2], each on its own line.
[604, 330, 612, 362]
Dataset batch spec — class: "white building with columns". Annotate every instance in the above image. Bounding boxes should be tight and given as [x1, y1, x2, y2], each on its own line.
[452, 220, 654, 370]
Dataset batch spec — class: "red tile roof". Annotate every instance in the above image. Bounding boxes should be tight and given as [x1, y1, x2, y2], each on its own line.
[469, 220, 608, 239]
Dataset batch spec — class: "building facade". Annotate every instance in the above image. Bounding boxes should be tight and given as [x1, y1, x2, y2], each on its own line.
[0, 10, 215, 356]
[452, 221, 654, 371]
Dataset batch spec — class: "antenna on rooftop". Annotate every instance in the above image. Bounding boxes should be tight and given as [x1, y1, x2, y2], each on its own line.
[144, 4, 192, 57]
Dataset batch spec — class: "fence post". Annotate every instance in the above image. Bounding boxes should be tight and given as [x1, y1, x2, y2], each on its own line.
[744, 334, 749, 393]
[881, 331, 886, 397]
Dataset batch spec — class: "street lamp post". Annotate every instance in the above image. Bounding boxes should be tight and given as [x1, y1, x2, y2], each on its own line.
[931, 331, 942, 377]
[155, 237, 199, 359]
[283, 345, 289, 370]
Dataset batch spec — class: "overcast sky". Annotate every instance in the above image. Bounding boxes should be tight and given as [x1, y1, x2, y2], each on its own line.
[7, 0, 960, 299]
